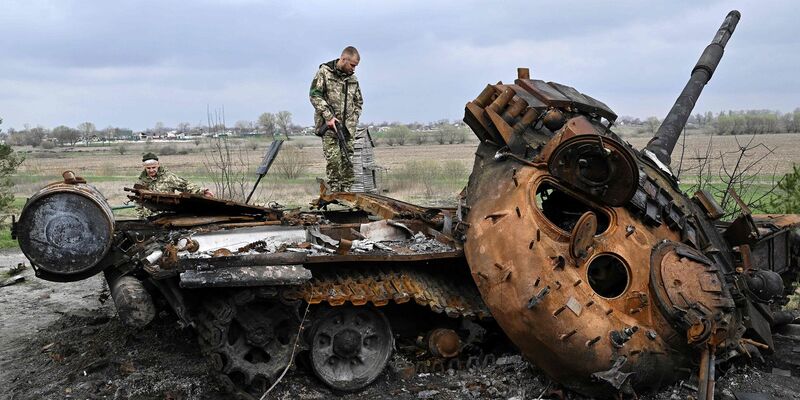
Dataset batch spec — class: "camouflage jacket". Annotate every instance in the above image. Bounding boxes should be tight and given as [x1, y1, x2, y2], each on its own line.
[136, 167, 203, 218]
[137, 167, 203, 194]
[309, 59, 363, 135]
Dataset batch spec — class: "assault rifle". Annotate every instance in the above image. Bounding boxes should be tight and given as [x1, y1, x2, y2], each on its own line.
[316, 120, 351, 156]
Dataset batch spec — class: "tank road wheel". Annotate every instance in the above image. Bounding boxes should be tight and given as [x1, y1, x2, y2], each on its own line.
[309, 305, 394, 391]
[195, 289, 301, 398]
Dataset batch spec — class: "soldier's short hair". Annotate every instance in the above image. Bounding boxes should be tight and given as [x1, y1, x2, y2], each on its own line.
[142, 152, 159, 163]
[341, 46, 360, 61]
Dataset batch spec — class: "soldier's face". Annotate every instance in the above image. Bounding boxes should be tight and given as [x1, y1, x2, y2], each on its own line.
[339, 55, 359, 74]
[144, 162, 159, 178]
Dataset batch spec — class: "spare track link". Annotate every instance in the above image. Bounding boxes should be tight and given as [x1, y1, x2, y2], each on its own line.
[282, 266, 491, 319]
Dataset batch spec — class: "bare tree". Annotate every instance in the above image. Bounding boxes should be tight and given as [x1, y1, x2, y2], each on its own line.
[234, 120, 254, 135]
[716, 135, 779, 215]
[26, 126, 47, 147]
[52, 126, 81, 146]
[276, 111, 292, 140]
[77, 122, 95, 144]
[258, 112, 276, 138]
[678, 133, 780, 217]
[644, 117, 661, 135]
[177, 122, 191, 133]
[154, 122, 165, 136]
[275, 144, 309, 179]
[203, 136, 253, 202]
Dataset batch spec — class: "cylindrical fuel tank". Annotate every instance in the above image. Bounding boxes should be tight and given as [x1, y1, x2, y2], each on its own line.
[16, 172, 115, 282]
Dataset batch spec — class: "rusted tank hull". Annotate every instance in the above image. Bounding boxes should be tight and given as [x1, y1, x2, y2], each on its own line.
[464, 143, 689, 395]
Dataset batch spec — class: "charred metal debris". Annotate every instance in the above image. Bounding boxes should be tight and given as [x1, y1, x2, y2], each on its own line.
[14, 170, 492, 396]
[462, 9, 800, 400]
[11, 9, 800, 400]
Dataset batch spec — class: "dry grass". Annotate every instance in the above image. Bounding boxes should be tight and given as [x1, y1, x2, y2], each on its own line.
[11, 133, 800, 209]
[622, 133, 800, 179]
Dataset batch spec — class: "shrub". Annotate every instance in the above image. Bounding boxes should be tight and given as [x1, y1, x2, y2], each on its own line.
[160, 144, 178, 156]
[442, 160, 467, 181]
[274, 145, 309, 179]
[0, 144, 24, 211]
[384, 126, 410, 146]
[769, 164, 800, 213]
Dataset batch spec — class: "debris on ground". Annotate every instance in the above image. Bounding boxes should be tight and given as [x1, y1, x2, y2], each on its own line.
[0, 274, 24, 287]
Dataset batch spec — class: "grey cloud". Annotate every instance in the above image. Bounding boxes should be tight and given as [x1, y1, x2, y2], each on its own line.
[0, 0, 798, 130]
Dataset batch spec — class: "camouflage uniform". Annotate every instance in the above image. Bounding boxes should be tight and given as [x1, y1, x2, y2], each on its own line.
[310, 59, 363, 192]
[135, 167, 204, 217]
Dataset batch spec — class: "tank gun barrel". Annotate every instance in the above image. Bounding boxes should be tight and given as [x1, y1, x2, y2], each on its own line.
[644, 10, 740, 166]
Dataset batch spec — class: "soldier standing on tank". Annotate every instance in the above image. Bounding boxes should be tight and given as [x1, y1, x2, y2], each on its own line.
[135, 152, 213, 217]
[309, 46, 363, 192]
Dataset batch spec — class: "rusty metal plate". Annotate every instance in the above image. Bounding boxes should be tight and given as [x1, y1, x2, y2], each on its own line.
[569, 211, 597, 260]
[509, 84, 548, 110]
[546, 81, 617, 122]
[126, 186, 283, 219]
[516, 79, 573, 108]
[649, 241, 731, 333]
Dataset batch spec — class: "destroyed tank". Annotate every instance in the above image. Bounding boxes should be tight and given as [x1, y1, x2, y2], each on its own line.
[461, 9, 799, 399]
[13, 172, 493, 397]
[11, 9, 800, 399]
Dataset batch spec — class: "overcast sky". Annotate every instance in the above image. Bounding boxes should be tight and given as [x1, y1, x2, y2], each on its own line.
[1, 0, 798, 131]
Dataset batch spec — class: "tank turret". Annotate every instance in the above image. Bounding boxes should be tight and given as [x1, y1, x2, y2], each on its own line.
[462, 10, 799, 399]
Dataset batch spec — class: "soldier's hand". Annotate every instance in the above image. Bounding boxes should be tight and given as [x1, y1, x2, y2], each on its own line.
[326, 118, 339, 132]
[202, 188, 214, 198]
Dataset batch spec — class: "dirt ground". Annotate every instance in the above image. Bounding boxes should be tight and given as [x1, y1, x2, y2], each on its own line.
[0, 253, 800, 400]
[1, 250, 799, 400]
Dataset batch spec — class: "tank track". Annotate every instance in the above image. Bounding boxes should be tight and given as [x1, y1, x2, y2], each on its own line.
[194, 267, 489, 397]
[194, 287, 301, 399]
[282, 266, 491, 319]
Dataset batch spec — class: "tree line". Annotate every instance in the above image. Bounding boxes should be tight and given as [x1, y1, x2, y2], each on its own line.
[0, 110, 300, 148]
[7, 108, 800, 148]
[619, 108, 800, 135]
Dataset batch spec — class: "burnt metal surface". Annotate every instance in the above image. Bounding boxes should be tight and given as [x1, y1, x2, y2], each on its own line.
[15, 172, 115, 281]
[16, 167, 479, 396]
[308, 305, 394, 391]
[179, 265, 312, 288]
[645, 10, 741, 166]
[194, 288, 301, 396]
[125, 186, 284, 219]
[460, 9, 800, 399]
[545, 127, 639, 206]
[13, 9, 800, 400]
[284, 265, 490, 319]
[313, 180, 453, 230]
[464, 143, 686, 394]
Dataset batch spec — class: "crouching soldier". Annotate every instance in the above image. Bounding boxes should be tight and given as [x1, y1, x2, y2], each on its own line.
[136, 152, 213, 217]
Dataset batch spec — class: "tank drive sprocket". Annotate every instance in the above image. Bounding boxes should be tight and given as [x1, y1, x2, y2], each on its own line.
[194, 288, 301, 398]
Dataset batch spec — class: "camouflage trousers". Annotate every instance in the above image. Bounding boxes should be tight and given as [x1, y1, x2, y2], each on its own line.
[322, 135, 354, 192]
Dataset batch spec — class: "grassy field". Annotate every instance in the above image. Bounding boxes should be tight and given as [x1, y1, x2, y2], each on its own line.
[4, 131, 800, 249]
